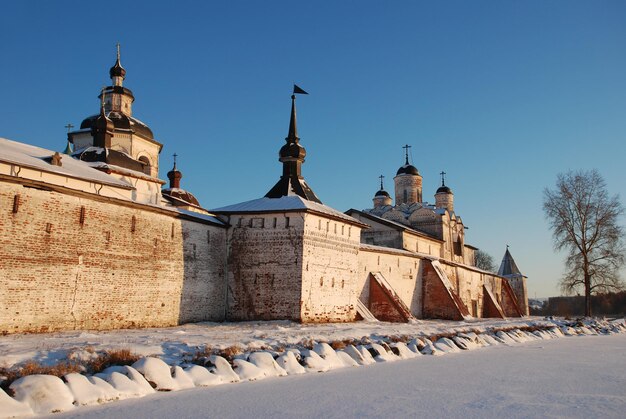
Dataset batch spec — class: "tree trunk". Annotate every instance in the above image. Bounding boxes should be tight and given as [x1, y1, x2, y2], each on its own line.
[584, 272, 591, 317]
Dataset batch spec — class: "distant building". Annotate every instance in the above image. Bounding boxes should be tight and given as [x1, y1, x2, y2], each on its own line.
[0, 48, 527, 334]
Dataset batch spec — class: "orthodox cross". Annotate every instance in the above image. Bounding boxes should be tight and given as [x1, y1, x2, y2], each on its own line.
[402, 144, 411, 164]
[116, 43, 121, 60]
[440, 171, 446, 186]
[64, 123, 74, 133]
[379, 174, 385, 190]
[173, 153, 178, 169]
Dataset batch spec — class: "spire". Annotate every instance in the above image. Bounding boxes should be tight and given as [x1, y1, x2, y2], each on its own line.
[440, 170, 446, 186]
[498, 246, 523, 277]
[287, 94, 298, 142]
[379, 174, 385, 190]
[265, 87, 321, 203]
[167, 153, 182, 189]
[109, 43, 126, 85]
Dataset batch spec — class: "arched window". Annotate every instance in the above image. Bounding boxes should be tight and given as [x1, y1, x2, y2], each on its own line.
[138, 156, 151, 175]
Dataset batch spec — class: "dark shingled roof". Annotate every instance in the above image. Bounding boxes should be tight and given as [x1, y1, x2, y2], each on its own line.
[81, 111, 154, 140]
[498, 248, 523, 277]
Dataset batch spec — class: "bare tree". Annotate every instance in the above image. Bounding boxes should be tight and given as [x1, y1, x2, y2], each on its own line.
[543, 169, 625, 316]
[475, 249, 496, 272]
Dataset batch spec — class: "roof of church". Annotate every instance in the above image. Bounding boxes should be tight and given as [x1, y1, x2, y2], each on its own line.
[396, 163, 420, 176]
[265, 176, 321, 203]
[0, 137, 132, 188]
[345, 208, 443, 242]
[211, 195, 368, 227]
[80, 111, 157, 143]
[498, 248, 524, 277]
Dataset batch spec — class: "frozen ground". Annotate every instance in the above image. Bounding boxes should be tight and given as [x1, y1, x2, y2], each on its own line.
[47, 333, 626, 419]
[0, 318, 553, 368]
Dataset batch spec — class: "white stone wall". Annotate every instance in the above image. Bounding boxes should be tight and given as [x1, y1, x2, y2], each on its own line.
[300, 214, 361, 322]
[357, 247, 425, 317]
[0, 180, 227, 334]
[225, 212, 305, 321]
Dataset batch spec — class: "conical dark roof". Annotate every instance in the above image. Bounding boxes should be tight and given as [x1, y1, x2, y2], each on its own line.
[498, 248, 523, 277]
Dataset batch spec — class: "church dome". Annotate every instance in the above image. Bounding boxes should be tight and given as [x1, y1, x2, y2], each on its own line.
[162, 188, 200, 207]
[110, 60, 126, 79]
[80, 111, 154, 140]
[374, 188, 390, 198]
[436, 185, 452, 194]
[396, 164, 420, 176]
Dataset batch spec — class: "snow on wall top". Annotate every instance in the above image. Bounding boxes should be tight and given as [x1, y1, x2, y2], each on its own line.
[211, 195, 365, 226]
[0, 137, 132, 188]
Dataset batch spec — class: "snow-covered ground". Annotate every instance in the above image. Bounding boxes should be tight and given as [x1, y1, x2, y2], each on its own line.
[0, 318, 553, 368]
[1, 317, 624, 418]
[48, 333, 626, 419]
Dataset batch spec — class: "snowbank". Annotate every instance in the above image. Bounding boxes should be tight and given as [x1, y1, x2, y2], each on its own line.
[0, 317, 623, 418]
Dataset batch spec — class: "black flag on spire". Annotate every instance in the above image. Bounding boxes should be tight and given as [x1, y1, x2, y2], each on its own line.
[293, 84, 308, 95]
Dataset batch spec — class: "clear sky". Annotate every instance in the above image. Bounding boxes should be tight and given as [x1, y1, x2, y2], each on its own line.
[2, 1, 625, 298]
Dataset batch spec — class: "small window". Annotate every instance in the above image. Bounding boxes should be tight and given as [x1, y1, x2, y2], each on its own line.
[273, 217, 277, 228]
[138, 156, 151, 175]
[285, 217, 290, 228]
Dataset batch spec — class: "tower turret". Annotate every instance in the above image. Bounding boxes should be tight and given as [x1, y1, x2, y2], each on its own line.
[434, 170, 454, 212]
[265, 86, 321, 203]
[498, 246, 529, 316]
[99, 43, 135, 117]
[373, 175, 392, 208]
[91, 91, 114, 149]
[394, 144, 422, 205]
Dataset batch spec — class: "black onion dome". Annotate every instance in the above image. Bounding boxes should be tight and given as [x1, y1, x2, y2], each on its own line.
[80, 112, 154, 140]
[279, 141, 306, 160]
[436, 185, 453, 194]
[396, 164, 420, 176]
[109, 59, 126, 79]
[374, 189, 390, 198]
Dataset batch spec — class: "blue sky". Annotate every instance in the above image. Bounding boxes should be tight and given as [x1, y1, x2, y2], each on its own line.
[2, 1, 625, 297]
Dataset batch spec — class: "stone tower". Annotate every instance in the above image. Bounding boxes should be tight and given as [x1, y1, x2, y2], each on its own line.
[373, 175, 392, 208]
[434, 171, 454, 212]
[498, 247, 529, 315]
[265, 90, 321, 203]
[394, 144, 422, 205]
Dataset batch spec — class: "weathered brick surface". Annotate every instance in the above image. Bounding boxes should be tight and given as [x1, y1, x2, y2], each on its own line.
[0, 182, 227, 334]
[300, 214, 361, 323]
[225, 213, 304, 321]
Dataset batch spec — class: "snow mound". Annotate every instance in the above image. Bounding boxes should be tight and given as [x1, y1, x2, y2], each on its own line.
[208, 355, 240, 383]
[64, 373, 118, 406]
[275, 351, 306, 375]
[313, 343, 345, 369]
[434, 337, 461, 353]
[172, 366, 195, 390]
[233, 359, 266, 381]
[391, 342, 418, 359]
[0, 387, 33, 418]
[248, 352, 288, 377]
[336, 350, 360, 367]
[369, 343, 398, 362]
[301, 349, 332, 372]
[184, 365, 222, 386]
[132, 357, 179, 391]
[95, 366, 154, 398]
[418, 339, 441, 355]
[10, 375, 74, 415]
[341, 345, 372, 365]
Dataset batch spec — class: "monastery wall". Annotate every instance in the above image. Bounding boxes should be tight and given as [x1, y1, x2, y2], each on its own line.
[300, 214, 361, 322]
[357, 247, 425, 317]
[225, 213, 305, 321]
[0, 180, 226, 334]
